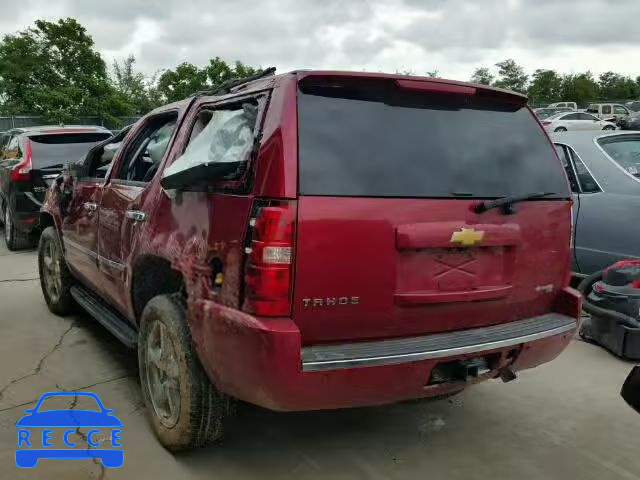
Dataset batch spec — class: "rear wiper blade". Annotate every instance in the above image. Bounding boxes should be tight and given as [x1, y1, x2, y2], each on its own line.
[474, 192, 557, 215]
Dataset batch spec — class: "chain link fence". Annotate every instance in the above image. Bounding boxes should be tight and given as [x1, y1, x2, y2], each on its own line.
[0, 115, 141, 133]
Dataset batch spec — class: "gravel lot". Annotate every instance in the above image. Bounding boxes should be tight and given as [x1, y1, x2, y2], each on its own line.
[0, 232, 639, 480]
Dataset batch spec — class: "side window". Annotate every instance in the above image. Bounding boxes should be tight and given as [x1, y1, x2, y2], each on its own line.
[0, 134, 9, 150]
[2, 135, 20, 160]
[601, 105, 612, 115]
[578, 113, 596, 121]
[569, 147, 600, 193]
[115, 114, 178, 183]
[86, 138, 125, 179]
[614, 106, 627, 115]
[563, 113, 580, 120]
[162, 99, 260, 187]
[555, 144, 580, 193]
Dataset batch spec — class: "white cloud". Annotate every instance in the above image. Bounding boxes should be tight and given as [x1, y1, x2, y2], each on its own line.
[0, 0, 637, 82]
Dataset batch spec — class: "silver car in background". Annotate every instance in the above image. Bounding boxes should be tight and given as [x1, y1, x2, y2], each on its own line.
[551, 131, 640, 276]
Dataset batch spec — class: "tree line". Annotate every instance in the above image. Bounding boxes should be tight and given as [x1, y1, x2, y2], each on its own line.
[2, 18, 639, 125]
[471, 59, 640, 106]
[0, 18, 258, 125]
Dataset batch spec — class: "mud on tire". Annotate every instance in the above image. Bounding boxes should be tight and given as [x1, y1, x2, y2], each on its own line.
[38, 226, 75, 315]
[138, 294, 236, 451]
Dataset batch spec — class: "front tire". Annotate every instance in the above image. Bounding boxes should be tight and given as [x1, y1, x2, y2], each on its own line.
[38, 227, 75, 315]
[602, 125, 616, 131]
[138, 294, 235, 451]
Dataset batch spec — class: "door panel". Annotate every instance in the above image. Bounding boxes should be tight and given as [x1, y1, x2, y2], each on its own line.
[61, 180, 102, 287]
[97, 183, 147, 313]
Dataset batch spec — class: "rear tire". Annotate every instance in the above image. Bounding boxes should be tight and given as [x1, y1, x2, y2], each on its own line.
[138, 294, 236, 451]
[4, 206, 32, 251]
[554, 127, 567, 132]
[603, 125, 616, 131]
[38, 226, 75, 315]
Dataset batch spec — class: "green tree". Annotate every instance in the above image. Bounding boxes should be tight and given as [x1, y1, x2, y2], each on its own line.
[493, 59, 528, 93]
[157, 62, 208, 103]
[470, 67, 494, 85]
[0, 18, 132, 123]
[158, 58, 260, 103]
[560, 72, 599, 105]
[112, 55, 161, 114]
[598, 71, 640, 100]
[527, 69, 563, 105]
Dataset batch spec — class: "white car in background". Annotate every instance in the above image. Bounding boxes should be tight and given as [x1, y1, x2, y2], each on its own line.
[548, 101, 578, 111]
[542, 111, 617, 132]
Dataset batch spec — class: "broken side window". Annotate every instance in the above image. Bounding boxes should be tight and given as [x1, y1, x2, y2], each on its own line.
[161, 102, 259, 189]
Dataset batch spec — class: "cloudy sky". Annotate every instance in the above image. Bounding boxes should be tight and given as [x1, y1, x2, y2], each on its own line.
[0, 0, 638, 81]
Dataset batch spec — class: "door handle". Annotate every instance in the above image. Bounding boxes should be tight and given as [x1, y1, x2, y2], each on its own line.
[83, 202, 98, 212]
[125, 210, 146, 222]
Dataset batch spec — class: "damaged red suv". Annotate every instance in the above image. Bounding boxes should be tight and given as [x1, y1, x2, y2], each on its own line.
[39, 69, 581, 450]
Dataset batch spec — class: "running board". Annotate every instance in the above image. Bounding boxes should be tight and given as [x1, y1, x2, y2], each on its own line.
[70, 286, 138, 348]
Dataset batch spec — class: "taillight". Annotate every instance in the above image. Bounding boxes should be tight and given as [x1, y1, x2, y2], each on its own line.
[10, 138, 32, 181]
[243, 200, 296, 316]
[542, 121, 551, 126]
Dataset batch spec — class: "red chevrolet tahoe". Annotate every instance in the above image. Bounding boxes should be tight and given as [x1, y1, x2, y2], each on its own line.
[39, 69, 581, 450]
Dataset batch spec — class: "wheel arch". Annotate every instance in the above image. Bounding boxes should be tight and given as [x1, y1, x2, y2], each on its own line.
[38, 211, 57, 233]
[130, 255, 185, 322]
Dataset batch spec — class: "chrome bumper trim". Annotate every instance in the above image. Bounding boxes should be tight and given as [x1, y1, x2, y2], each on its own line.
[301, 313, 577, 372]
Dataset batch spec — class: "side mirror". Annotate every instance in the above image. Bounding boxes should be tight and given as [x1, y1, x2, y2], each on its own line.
[621, 366, 640, 413]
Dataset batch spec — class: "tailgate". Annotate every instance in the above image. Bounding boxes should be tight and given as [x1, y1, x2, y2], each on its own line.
[291, 74, 572, 344]
[293, 197, 571, 343]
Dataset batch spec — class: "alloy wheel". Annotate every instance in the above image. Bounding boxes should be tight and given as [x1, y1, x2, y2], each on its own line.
[41, 236, 63, 303]
[145, 321, 181, 428]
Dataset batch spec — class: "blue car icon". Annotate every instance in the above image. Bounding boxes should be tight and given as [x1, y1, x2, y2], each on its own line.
[16, 391, 123, 468]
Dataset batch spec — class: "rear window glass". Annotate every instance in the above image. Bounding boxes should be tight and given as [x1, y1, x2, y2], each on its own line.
[297, 80, 570, 198]
[598, 136, 640, 178]
[28, 132, 111, 168]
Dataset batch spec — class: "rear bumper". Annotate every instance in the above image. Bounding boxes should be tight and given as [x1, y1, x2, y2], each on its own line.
[302, 314, 576, 371]
[9, 191, 41, 233]
[192, 296, 579, 411]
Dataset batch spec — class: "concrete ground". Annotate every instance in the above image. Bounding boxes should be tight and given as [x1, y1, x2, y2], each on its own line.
[0, 233, 639, 480]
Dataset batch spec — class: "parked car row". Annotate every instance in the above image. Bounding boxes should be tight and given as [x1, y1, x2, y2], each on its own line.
[0, 70, 581, 450]
[535, 102, 640, 130]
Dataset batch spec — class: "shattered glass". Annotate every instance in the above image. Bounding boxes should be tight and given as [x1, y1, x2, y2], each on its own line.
[163, 103, 258, 182]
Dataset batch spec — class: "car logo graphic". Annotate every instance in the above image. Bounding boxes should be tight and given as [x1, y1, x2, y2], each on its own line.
[15, 391, 123, 469]
[450, 227, 485, 247]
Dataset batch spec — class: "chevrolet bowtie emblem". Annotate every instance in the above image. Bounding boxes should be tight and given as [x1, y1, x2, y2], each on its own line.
[450, 227, 485, 247]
